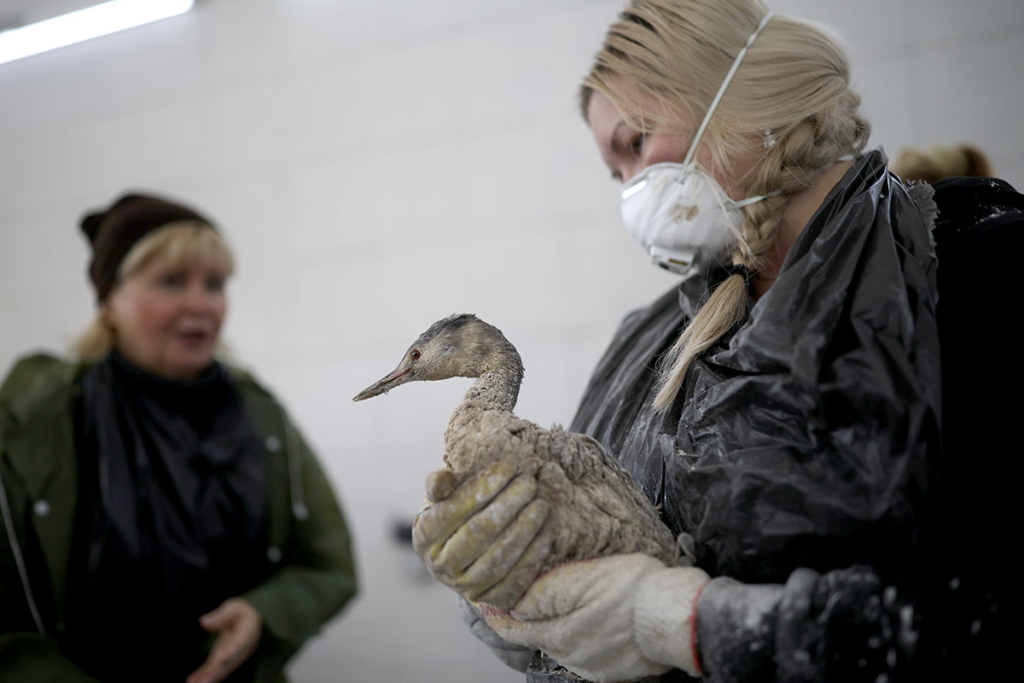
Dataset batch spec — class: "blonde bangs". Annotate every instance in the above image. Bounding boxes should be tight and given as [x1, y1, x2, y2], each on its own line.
[119, 221, 234, 281]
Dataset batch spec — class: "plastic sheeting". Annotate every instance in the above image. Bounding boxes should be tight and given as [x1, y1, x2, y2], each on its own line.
[571, 150, 941, 585]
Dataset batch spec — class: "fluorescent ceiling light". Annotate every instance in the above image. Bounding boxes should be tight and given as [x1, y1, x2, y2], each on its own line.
[0, 0, 194, 66]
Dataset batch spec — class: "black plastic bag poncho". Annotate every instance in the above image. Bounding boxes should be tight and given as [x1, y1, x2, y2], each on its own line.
[571, 150, 941, 586]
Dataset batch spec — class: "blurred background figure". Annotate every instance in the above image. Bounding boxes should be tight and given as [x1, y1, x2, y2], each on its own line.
[0, 192, 357, 683]
[1, 0, 1022, 681]
[891, 142, 995, 183]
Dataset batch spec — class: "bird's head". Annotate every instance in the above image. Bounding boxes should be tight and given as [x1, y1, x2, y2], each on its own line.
[352, 313, 516, 401]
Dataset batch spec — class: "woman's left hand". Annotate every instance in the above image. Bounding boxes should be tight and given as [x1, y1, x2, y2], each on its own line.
[186, 598, 263, 683]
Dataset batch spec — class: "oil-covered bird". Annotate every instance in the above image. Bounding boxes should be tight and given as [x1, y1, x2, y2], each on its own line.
[353, 313, 679, 608]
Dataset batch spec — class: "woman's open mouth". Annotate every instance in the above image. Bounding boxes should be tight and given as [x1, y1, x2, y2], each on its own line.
[176, 330, 211, 346]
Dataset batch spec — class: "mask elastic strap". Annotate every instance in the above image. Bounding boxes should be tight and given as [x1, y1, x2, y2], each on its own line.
[729, 191, 778, 208]
[681, 12, 775, 169]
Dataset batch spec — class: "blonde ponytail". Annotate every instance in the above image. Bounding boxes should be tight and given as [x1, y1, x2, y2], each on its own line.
[652, 272, 748, 409]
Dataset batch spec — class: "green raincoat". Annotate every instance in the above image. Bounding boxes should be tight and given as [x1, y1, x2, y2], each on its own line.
[0, 354, 357, 682]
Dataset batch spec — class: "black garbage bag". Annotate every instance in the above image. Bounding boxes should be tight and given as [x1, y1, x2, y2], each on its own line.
[572, 149, 941, 586]
[913, 174, 1023, 678]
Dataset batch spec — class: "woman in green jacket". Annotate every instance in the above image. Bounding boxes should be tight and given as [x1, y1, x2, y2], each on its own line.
[0, 193, 357, 683]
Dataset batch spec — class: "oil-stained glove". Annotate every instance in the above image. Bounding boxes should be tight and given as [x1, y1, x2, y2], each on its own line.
[482, 553, 710, 682]
[412, 460, 552, 606]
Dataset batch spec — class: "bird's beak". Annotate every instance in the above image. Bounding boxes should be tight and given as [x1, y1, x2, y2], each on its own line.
[352, 366, 412, 402]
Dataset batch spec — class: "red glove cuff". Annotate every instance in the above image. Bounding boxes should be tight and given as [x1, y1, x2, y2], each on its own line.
[690, 580, 708, 677]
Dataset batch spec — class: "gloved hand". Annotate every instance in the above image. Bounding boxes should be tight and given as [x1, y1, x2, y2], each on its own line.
[482, 554, 711, 683]
[412, 460, 552, 606]
[457, 596, 535, 673]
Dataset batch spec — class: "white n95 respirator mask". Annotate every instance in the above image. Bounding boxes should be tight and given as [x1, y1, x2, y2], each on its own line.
[621, 162, 772, 278]
[620, 12, 776, 279]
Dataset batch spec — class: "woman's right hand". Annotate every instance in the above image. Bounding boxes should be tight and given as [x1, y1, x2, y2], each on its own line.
[412, 461, 552, 607]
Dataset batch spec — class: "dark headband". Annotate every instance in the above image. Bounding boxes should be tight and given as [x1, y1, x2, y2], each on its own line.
[80, 192, 215, 302]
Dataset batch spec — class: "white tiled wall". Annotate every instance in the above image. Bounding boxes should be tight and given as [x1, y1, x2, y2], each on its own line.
[1, 1, 1021, 681]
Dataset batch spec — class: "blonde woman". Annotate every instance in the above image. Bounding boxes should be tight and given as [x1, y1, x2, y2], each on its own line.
[0, 193, 357, 683]
[890, 143, 994, 184]
[409, 0, 1018, 681]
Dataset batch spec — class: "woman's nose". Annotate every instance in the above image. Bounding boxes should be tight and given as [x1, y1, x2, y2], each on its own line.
[620, 161, 642, 185]
[183, 282, 215, 310]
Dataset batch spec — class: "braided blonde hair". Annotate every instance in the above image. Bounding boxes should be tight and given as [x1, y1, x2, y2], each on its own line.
[581, 0, 870, 410]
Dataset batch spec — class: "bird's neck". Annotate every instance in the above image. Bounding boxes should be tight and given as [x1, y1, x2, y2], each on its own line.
[462, 348, 524, 412]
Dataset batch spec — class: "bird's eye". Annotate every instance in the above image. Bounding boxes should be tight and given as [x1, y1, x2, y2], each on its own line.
[411, 349, 421, 360]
